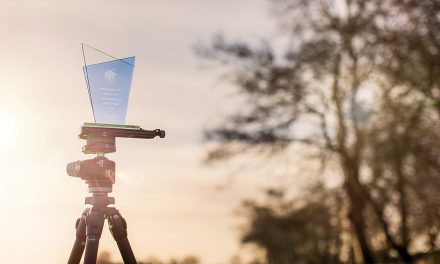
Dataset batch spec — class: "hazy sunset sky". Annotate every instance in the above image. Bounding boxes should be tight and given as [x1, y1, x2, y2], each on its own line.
[0, 0, 294, 263]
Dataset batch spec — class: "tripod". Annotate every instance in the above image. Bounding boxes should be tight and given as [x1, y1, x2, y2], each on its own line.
[66, 123, 165, 264]
[67, 193, 137, 264]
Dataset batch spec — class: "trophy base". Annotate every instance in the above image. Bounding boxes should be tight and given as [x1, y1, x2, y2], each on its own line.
[83, 122, 141, 130]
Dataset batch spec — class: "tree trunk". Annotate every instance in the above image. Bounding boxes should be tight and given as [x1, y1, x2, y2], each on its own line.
[343, 157, 375, 263]
[394, 158, 412, 262]
[345, 183, 375, 263]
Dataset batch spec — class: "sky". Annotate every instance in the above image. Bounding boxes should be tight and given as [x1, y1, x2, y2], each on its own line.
[0, 0, 292, 263]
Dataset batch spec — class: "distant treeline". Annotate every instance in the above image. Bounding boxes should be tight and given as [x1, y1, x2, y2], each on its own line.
[97, 251, 200, 264]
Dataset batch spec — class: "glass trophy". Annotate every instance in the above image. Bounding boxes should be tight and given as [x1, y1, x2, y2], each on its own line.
[83, 55, 135, 126]
[79, 43, 164, 147]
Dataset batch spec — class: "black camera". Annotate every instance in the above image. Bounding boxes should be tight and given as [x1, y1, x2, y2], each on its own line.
[67, 156, 115, 182]
[67, 156, 116, 193]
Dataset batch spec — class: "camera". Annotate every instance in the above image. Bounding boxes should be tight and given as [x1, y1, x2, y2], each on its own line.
[67, 156, 115, 193]
[67, 156, 115, 181]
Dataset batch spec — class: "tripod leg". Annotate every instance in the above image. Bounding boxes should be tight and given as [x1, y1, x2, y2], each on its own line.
[83, 207, 105, 264]
[68, 209, 88, 264]
[107, 209, 137, 264]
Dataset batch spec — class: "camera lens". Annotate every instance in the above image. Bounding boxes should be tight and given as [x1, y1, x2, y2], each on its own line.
[66, 161, 82, 177]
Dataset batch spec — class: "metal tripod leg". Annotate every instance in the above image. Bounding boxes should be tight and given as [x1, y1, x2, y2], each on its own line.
[68, 209, 89, 264]
[83, 206, 105, 264]
[107, 208, 137, 264]
[67, 206, 138, 264]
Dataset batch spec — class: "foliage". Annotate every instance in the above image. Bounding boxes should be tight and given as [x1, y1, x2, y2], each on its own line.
[96, 252, 200, 264]
[196, 0, 440, 263]
[239, 187, 344, 264]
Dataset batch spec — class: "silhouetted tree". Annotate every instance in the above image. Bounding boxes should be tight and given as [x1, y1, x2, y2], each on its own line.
[96, 251, 200, 264]
[196, 0, 440, 263]
[239, 186, 344, 264]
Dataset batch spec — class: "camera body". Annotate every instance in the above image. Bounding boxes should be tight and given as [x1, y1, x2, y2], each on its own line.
[67, 156, 115, 193]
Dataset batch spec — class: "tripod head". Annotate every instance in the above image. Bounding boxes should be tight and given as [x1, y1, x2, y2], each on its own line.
[67, 123, 165, 206]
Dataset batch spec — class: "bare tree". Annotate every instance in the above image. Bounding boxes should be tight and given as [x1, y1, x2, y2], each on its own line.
[196, 0, 440, 262]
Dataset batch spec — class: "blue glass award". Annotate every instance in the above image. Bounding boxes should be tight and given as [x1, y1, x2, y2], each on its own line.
[84, 56, 135, 125]
[79, 43, 165, 151]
